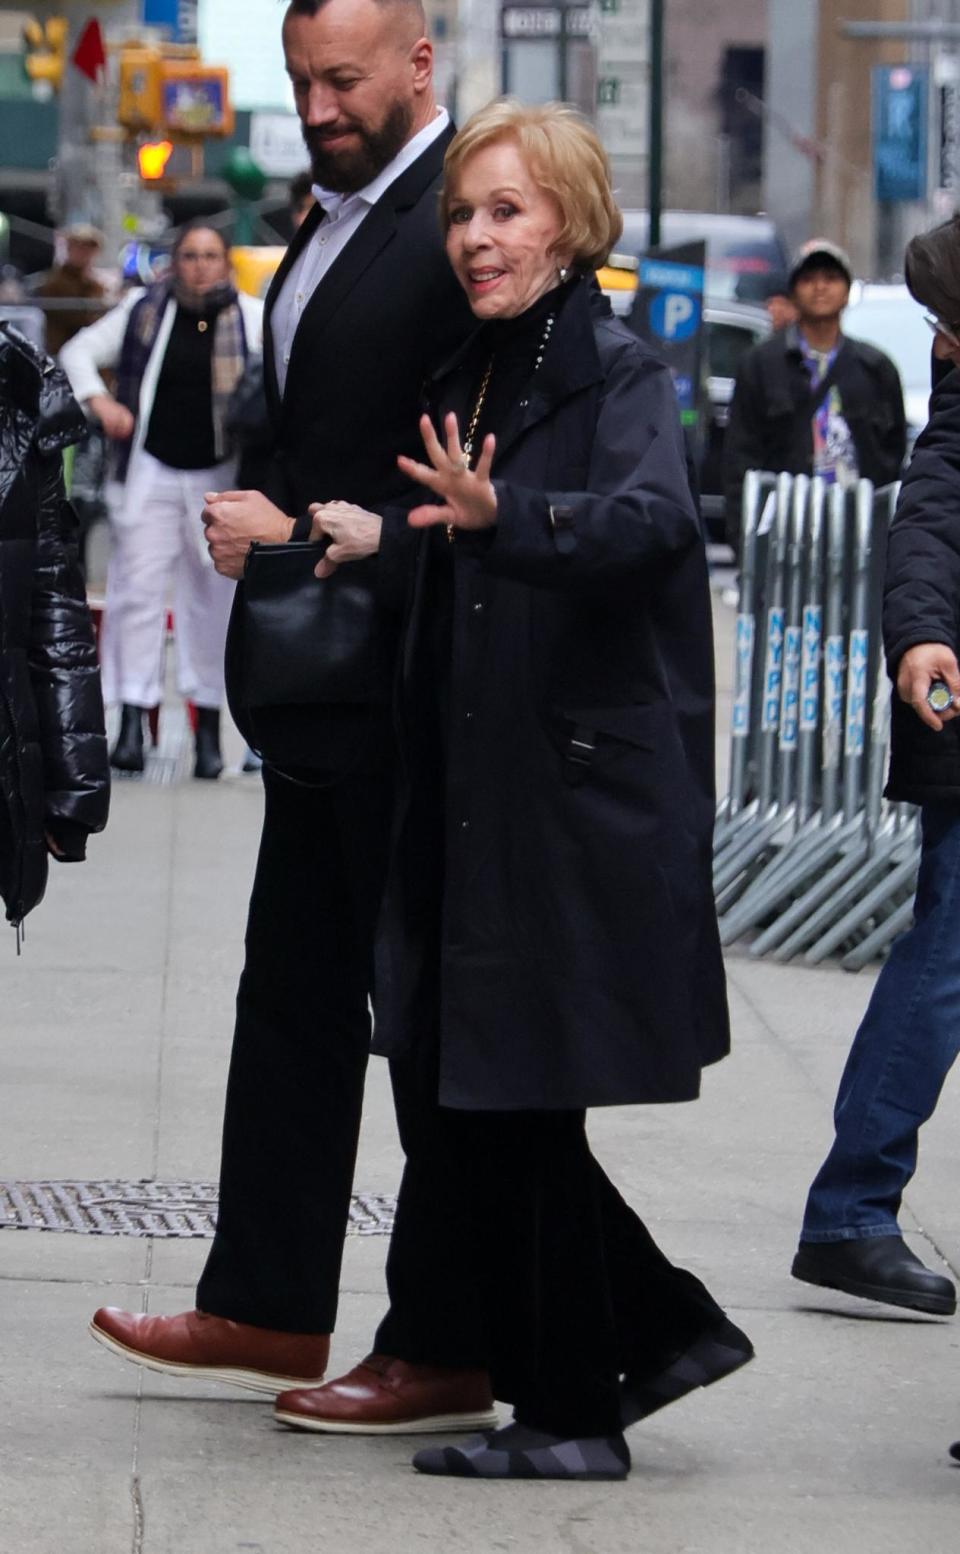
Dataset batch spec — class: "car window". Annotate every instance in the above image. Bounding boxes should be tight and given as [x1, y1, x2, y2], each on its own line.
[705, 320, 766, 379]
[616, 214, 788, 303]
[708, 245, 786, 303]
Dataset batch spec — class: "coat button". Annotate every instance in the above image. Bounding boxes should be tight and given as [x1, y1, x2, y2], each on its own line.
[472, 601, 484, 613]
[460, 818, 471, 831]
[465, 710, 474, 721]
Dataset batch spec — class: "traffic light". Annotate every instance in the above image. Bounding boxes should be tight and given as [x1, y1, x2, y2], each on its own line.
[23, 15, 68, 91]
[118, 50, 163, 131]
[137, 140, 174, 181]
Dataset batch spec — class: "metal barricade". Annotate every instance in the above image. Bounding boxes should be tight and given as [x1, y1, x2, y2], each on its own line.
[714, 469, 776, 848]
[713, 472, 919, 968]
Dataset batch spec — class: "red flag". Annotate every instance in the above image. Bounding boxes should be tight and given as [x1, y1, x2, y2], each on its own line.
[72, 19, 106, 84]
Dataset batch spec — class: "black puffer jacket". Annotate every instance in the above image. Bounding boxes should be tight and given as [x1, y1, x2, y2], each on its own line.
[0, 322, 109, 927]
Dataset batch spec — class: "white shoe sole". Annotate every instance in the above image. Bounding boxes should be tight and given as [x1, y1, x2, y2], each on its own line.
[88, 1321, 325, 1396]
[273, 1407, 500, 1435]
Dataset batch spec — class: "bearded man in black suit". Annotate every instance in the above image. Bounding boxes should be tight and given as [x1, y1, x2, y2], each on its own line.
[87, 0, 487, 1426]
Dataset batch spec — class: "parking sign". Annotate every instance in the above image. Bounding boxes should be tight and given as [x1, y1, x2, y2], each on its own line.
[628, 241, 706, 429]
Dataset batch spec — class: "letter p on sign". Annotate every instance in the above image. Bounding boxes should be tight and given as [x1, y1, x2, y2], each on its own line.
[649, 289, 701, 342]
[664, 293, 694, 336]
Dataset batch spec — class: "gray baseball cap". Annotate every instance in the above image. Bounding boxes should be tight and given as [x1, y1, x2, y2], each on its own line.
[788, 238, 853, 288]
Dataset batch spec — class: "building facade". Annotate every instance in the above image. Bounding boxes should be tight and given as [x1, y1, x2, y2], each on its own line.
[663, 0, 767, 215]
[765, 0, 960, 278]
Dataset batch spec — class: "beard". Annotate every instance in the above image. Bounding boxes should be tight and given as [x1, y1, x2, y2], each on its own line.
[302, 100, 414, 194]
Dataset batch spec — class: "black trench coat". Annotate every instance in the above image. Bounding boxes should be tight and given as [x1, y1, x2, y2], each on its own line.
[372, 281, 730, 1110]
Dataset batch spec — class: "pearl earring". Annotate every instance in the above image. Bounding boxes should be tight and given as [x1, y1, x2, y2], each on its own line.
[558, 265, 569, 283]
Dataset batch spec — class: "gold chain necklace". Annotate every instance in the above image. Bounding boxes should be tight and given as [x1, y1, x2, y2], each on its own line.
[447, 355, 495, 543]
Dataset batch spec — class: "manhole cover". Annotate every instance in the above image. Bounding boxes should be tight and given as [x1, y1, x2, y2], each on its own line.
[0, 1181, 396, 1238]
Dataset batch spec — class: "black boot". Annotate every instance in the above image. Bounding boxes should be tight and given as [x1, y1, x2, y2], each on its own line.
[792, 1236, 957, 1316]
[194, 706, 223, 781]
[110, 704, 145, 773]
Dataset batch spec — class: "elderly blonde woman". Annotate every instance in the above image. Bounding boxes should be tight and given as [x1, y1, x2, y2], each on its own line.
[274, 100, 752, 1480]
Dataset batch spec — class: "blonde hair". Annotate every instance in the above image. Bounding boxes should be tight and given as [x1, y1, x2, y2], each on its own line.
[442, 99, 623, 271]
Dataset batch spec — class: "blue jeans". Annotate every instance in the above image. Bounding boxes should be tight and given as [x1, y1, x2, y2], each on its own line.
[801, 803, 960, 1243]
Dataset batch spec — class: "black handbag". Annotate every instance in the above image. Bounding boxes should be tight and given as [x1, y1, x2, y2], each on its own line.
[225, 540, 380, 755]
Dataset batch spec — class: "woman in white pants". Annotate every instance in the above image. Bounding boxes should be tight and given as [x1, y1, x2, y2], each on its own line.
[60, 225, 263, 777]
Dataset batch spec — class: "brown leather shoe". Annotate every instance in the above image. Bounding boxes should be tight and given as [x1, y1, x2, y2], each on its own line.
[89, 1307, 329, 1396]
[274, 1353, 498, 1434]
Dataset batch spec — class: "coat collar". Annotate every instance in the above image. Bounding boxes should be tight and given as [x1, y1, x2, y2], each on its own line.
[263, 122, 456, 409]
[429, 275, 608, 465]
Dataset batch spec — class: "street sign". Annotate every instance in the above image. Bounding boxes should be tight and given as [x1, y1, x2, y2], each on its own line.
[497, 6, 587, 36]
[501, 6, 591, 37]
[144, 0, 198, 46]
[250, 112, 308, 178]
[629, 241, 706, 430]
[872, 64, 929, 202]
[502, 8, 563, 36]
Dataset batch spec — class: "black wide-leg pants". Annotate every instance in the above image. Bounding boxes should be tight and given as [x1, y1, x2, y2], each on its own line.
[196, 761, 393, 1334]
[376, 1038, 727, 1438]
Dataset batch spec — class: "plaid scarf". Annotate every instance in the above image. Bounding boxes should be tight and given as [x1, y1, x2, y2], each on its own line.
[114, 279, 248, 479]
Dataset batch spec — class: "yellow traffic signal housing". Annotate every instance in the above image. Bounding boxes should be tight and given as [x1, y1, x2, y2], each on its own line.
[137, 140, 174, 181]
[118, 49, 164, 131]
[23, 15, 68, 90]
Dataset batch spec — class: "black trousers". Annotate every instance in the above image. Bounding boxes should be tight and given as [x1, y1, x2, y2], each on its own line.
[375, 1037, 727, 1438]
[197, 761, 393, 1333]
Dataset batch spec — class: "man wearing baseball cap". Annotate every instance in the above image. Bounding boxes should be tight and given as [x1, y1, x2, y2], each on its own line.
[723, 237, 906, 553]
[36, 223, 107, 356]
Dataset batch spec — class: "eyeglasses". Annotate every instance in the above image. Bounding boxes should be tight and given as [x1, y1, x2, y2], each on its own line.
[924, 312, 960, 348]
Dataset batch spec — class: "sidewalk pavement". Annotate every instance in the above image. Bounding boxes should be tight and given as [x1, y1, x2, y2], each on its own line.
[2, 591, 959, 1554]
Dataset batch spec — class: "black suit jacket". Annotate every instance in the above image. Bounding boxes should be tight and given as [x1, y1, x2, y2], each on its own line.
[263, 123, 472, 516]
[237, 122, 474, 771]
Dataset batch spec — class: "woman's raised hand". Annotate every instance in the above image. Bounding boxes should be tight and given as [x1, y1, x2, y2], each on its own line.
[398, 413, 497, 533]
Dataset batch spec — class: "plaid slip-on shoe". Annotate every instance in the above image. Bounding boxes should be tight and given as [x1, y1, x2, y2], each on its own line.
[620, 1316, 754, 1428]
[412, 1422, 630, 1480]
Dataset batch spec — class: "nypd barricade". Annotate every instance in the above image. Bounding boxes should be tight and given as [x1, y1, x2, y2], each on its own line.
[714, 470, 919, 970]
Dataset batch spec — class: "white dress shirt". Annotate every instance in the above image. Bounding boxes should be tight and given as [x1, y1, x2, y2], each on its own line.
[272, 108, 450, 396]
